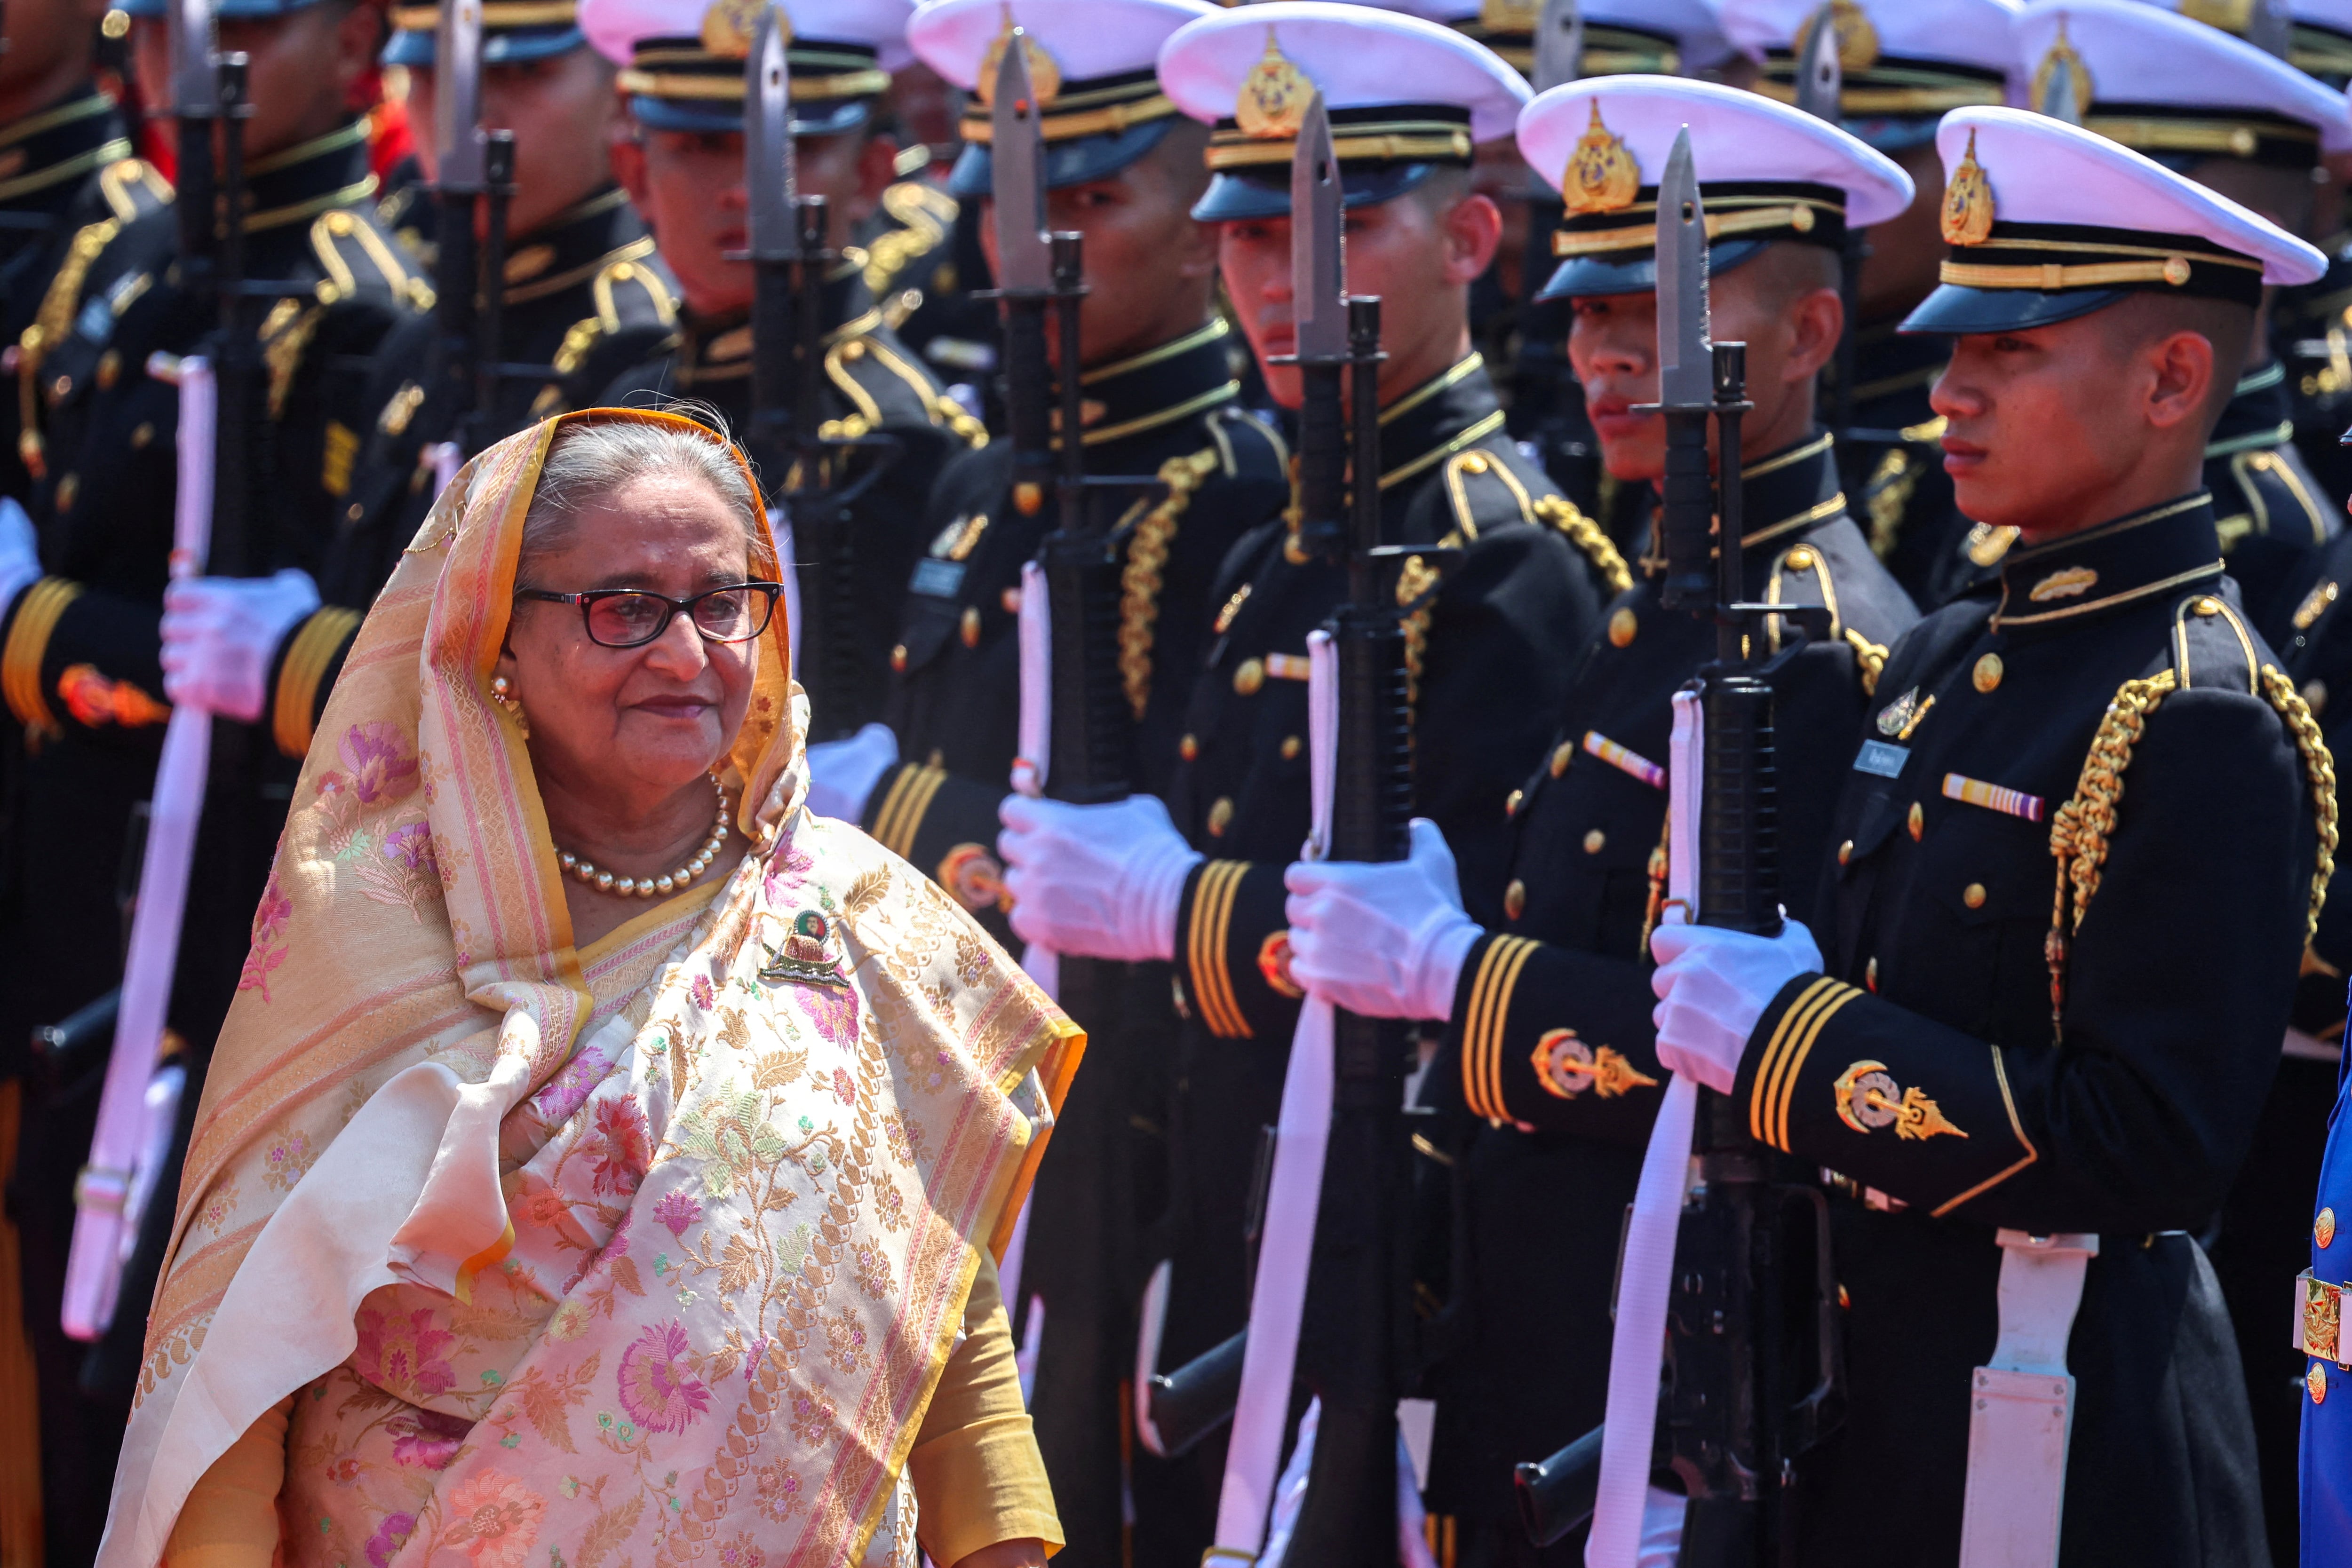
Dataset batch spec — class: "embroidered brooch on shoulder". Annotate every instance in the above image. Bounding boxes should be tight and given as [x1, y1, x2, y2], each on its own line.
[761, 908, 850, 988]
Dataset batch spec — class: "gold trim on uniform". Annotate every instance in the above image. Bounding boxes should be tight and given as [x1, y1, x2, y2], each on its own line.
[271, 605, 363, 759]
[0, 136, 132, 206]
[961, 92, 1178, 146]
[869, 763, 946, 857]
[1747, 976, 1861, 1152]
[1460, 934, 1541, 1120]
[1552, 198, 1833, 258]
[1, 577, 82, 737]
[390, 0, 578, 29]
[1208, 123, 1472, 171]
[1119, 448, 1220, 720]
[617, 65, 890, 101]
[1187, 859, 1255, 1039]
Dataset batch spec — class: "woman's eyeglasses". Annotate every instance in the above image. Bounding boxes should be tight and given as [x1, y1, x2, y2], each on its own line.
[515, 582, 784, 649]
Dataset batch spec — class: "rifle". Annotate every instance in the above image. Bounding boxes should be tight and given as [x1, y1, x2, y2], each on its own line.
[1514, 129, 1843, 1563]
[433, 0, 485, 450]
[740, 6, 892, 741]
[1791, 11, 1860, 443]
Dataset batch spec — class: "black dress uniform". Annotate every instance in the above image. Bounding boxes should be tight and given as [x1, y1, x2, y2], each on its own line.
[597, 267, 980, 738]
[264, 188, 680, 759]
[2274, 242, 2352, 515]
[1421, 433, 1918, 1557]
[1741, 494, 2323, 1568]
[0, 86, 155, 505]
[0, 113, 418, 1567]
[1151, 353, 1620, 1533]
[854, 167, 1000, 420]
[862, 316, 1287, 1567]
[1839, 323, 1988, 610]
[2211, 361, 2337, 645]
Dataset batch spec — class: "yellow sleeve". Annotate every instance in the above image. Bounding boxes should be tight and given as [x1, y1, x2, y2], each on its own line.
[164, 1394, 293, 1568]
[908, 1251, 1064, 1565]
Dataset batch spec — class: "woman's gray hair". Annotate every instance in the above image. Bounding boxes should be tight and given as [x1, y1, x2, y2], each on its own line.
[517, 411, 763, 567]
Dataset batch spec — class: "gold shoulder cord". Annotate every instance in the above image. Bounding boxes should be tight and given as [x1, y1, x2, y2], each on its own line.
[1532, 493, 1633, 594]
[1118, 447, 1220, 720]
[1844, 628, 1888, 697]
[17, 217, 121, 477]
[2045, 664, 2340, 1036]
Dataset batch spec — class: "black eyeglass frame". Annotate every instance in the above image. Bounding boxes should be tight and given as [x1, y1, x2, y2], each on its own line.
[514, 581, 786, 649]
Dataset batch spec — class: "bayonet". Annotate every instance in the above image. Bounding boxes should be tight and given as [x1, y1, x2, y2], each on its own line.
[435, 0, 484, 190]
[1292, 95, 1345, 364]
[173, 0, 215, 117]
[991, 31, 1050, 291]
[1655, 128, 1711, 412]
[2249, 0, 2292, 60]
[1794, 5, 1842, 124]
[746, 4, 795, 263]
[1532, 0, 1581, 92]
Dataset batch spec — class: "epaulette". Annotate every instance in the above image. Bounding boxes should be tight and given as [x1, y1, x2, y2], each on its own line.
[92, 156, 171, 223]
[1439, 446, 1535, 545]
[2218, 444, 2329, 549]
[1117, 446, 1224, 719]
[532, 253, 679, 419]
[1206, 404, 1289, 483]
[1859, 415, 1947, 560]
[2047, 594, 2337, 1026]
[825, 329, 983, 447]
[862, 179, 956, 303]
[15, 168, 168, 478]
[1531, 492, 1632, 594]
[307, 207, 432, 314]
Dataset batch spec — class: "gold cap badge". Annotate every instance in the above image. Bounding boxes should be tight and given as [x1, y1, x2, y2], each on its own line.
[1236, 28, 1314, 140]
[1561, 101, 1639, 216]
[1808, 0, 1880, 74]
[2031, 20, 2092, 125]
[1940, 127, 1994, 246]
[700, 0, 773, 61]
[975, 5, 1061, 106]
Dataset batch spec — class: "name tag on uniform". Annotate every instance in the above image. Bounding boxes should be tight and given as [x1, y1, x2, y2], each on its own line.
[1854, 739, 1908, 778]
[909, 558, 966, 599]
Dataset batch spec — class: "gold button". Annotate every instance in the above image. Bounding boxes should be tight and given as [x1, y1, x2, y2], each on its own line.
[1181, 733, 1199, 762]
[346, 502, 363, 522]
[960, 606, 982, 648]
[890, 643, 908, 672]
[1506, 788, 1524, 818]
[2321, 1208, 2338, 1249]
[1785, 545, 1817, 570]
[1973, 653, 2002, 694]
[1963, 882, 1987, 910]
[1907, 802, 1923, 841]
[50, 374, 69, 400]
[843, 339, 867, 361]
[1608, 607, 1637, 648]
[1208, 797, 1234, 838]
[1280, 734, 1302, 760]
[1551, 741, 1573, 777]
[2306, 679, 2329, 717]
[130, 421, 153, 450]
[1865, 957, 1878, 993]
[2193, 595, 2223, 617]
[1458, 451, 1490, 475]
[1503, 879, 1526, 920]
[96, 350, 120, 389]
[2313, 1363, 2330, 1405]
[610, 261, 636, 282]
[1582, 829, 1605, 854]
[1014, 481, 1044, 515]
[1234, 657, 1265, 696]
[1837, 838, 1854, 866]
[1001, 586, 1022, 613]
[54, 473, 77, 513]
[326, 210, 355, 235]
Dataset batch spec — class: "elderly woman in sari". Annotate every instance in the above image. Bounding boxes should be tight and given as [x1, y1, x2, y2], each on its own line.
[96, 410, 1077, 1568]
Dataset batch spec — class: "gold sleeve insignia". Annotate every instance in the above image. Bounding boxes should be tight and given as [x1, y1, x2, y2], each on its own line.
[1833, 1059, 1966, 1140]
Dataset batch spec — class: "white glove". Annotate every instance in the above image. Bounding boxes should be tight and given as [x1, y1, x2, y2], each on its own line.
[1647, 915, 1823, 1093]
[1282, 818, 1483, 1021]
[998, 792, 1201, 962]
[159, 567, 322, 721]
[0, 496, 39, 620]
[804, 722, 898, 822]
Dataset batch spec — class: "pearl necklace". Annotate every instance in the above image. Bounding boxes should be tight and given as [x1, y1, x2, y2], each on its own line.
[556, 774, 733, 899]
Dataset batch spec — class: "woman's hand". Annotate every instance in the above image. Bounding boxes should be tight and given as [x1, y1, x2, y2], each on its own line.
[951, 1539, 1049, 1568]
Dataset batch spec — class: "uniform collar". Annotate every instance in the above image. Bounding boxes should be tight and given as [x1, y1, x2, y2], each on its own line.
[1050, 318, 1239, 452]
[1375, 352, 1504, 494]
[240, 119, 378, 237]
[1991, 492, 2225, 631]
[2205, 360, 2296, 459]
[498, 185, 654, 308]
[673, 258, 880, 386]
[1637, 429, 1850, 580]
[0, 86, 130, 212]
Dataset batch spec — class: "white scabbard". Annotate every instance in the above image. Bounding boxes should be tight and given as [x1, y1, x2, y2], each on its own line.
[1587, 687, 1705, 1568]
[1956, 1229, 2099, 1568]
[1206, 629, 1342, 1566]
[61, 358, 217, 1342]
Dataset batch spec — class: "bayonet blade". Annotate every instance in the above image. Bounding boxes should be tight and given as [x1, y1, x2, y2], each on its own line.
[174, 0, 215, 115]
[991, 28, 1051, 291]
[2248, 0, 2292, 59]
[747, 4, 795, 261]
[1292, 92, 1345, 362]
[436, 0, 484, 187]
[1532, 0, 1581, 92]
[1656, 127, 1712, 409]
[1793, 6, 1841, 124]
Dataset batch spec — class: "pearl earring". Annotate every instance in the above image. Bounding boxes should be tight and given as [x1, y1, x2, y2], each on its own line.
[489, 674, 529, 736]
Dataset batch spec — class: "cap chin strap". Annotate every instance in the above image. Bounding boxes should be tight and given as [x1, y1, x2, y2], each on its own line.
[1956, 1229, 2102, 1568]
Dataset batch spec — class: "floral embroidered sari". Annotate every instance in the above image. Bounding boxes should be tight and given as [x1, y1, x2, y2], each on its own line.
[97, 410, 1081, 1568]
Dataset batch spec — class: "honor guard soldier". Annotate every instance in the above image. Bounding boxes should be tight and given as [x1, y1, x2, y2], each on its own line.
[805, 6, 1289, 1559]
[178, 0, 683, 768]
[2018, 0, 2348, 646]
[1370, 0, 1736, 547]
[1721, 0, 2020, 610]
[1280, 77, 1920, 1563]
[997, 7, 1622, 1553]
[580, 0, 982, 736]
[0, 0, 423, 1554]
[1645, 106, 2332, 1566]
